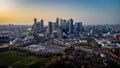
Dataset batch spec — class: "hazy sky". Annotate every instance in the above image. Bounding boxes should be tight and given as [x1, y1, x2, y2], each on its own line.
[0, 0, 120, 25]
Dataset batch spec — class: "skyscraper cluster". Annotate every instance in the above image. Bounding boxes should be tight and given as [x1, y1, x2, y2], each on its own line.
[48, 18, 82, 34]
[32, 18, 82, 39]
[32, 18, 44, 33]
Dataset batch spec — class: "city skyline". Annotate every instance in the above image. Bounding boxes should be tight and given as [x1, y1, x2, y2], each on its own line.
[0, 0, 120, 25]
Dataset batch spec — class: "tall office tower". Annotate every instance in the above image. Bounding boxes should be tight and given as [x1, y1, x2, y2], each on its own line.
[52, 22, 56, 30]
[61, 20, 66, 30]
[56, 18, 59, 28]
[59, 18, 64, 27]
[32, 18, 38, 31]
[66, 20, 69, 32]
[48, 22, 53, 34]
[40, 19, 44, 29]
[75, 22, 82, 33]
[34, 18, 37, 24]
[69, 19, 74, 34]
[37, 22, 41, 29]
[38, 21, 42, 32]
[58, 27, 63, 39]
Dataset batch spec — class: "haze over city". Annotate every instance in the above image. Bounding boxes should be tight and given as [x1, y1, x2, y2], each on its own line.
[0, 0, 120, 25]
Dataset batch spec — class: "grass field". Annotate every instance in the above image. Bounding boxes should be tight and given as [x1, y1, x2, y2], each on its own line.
[0, 51, 50, 68]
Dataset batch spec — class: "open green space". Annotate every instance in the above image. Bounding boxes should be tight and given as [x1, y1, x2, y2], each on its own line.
[0, 51, 50, 68]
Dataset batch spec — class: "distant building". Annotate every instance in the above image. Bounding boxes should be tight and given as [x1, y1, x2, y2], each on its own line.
[32, 18, 38, 32]
[66, 20, 69, 32]
[61, 20, 67, 30]
[58, 27, 63, 39]
[56, 18, 59, 28]
[34, 18, 37, 24]
[69, 19, 74, 34]
[59, 18, 63, 27]
[48, 22, 53, 34]
[52, 30, 58, 38]
[40, 19, 44, 29]
[52, 22, 56, 30]
[75, 22, 82, 33]
[113, 24, 120, 33]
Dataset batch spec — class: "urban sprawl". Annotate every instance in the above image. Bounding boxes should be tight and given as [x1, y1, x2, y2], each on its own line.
[0, 18, 120, 68]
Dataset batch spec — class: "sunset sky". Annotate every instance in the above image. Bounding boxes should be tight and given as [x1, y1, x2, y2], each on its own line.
[0, 0, 120, 25]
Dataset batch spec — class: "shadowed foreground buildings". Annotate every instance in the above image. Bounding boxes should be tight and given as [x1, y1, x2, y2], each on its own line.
[43, 46, 119, 68]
